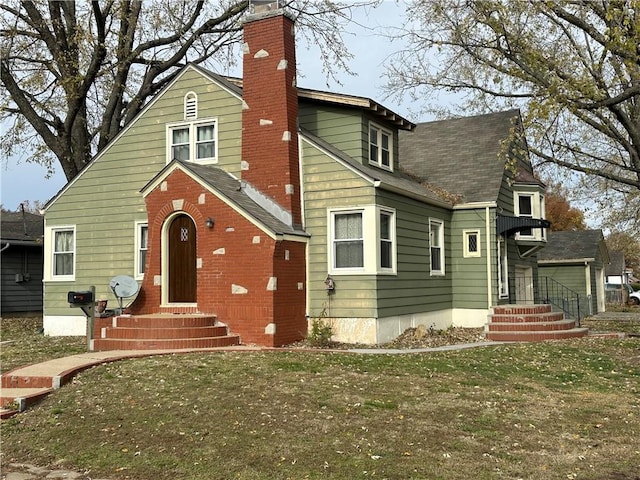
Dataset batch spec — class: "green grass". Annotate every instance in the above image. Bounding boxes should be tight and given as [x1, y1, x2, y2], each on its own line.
[1, 316, 640, 479]
[0, 314, 86, 373]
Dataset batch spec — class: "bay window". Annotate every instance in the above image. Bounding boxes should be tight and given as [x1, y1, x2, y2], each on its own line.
[329, 206, 396, 274]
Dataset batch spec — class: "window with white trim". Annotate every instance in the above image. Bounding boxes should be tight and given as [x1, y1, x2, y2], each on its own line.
[498, 236, 509, 298]
[328, 206, 396, 275]
[167, 120, 217, 164]
[429, 219, 445, 275]
[379, 210, 394, 270]
[52, 227, 75, 279]
[514, 191, 546, 241]
[135, 222, 148, 279]
[333, 211, 364, 269]
[463, 230, 481, 258]
[368, 123, 393, 170]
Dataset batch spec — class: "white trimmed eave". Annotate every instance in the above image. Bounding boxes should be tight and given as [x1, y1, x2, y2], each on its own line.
[142, 163, 308, 243]
[453, 201, 497, 210]
[42, 65, 241, 213]
[539, 258, 596, 265]
[300, 134, 451, 209]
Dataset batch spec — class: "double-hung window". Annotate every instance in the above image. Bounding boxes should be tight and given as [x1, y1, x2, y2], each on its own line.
[379, 211, 393, 270]
[329, 206, 396, 274]
[369, 123, 392, 170]
[514, 190, 546, 241]
[135, 222, 148, 279]
[50, 227, 75, 280]
[429, 219, 445, 275]
[168, 120, 217, 164]
[333, 211, 364, 269]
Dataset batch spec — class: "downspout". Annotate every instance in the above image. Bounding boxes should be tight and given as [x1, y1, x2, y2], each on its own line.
[486, 206, 492, 311]
[1, 243, 10, 253]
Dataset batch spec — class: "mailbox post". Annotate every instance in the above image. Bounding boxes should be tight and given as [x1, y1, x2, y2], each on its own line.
[68, 286, 96, 350]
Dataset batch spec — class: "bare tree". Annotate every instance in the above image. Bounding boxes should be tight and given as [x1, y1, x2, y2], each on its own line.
[385, 0, 640, 233]
[1, 0, 376, 181]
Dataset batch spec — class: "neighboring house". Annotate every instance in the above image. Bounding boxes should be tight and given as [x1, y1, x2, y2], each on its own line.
[537, 230, 609, 317]
[1, 208, 44, 313]
[604, 251, 627, 285]
[41, 7, 552, 346]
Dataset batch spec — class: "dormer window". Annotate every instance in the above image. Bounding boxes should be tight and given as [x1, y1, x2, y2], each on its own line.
[369, 122, 393, 171]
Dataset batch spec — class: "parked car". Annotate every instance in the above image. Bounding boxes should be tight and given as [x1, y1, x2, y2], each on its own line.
[627, 285, 640, 305]
[629, 287, 640, 305]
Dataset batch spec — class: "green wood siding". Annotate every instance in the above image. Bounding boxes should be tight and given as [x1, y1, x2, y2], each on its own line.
[450, 209, 491, 309]
[375, 190, 452, 317]
[299, 103, 365, 162]
[302, 139, 377, 318]
[44, 67, 242, 315]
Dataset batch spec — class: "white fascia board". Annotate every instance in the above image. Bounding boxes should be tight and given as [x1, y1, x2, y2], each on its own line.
[146, 163, 304, 242]
[43, 65, 235, 213]
[300, 135, 376, 186]
[539, 258, 595, 265]
[453, 202, 497, 210]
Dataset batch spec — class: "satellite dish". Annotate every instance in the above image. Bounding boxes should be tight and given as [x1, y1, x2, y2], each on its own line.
[109, 275, 139, 314]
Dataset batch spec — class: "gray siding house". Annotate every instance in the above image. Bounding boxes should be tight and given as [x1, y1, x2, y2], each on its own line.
[1, 209, 44, 313]
[41, 7, 552, 345]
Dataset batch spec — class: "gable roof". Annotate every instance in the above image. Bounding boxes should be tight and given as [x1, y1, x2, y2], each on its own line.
[1, 210, 44, 246]
[537, 230, 609, 264]
[300, 128, 452, 208]
[605, 251, 625, 276]
[140, 161, 308, 239]
[398, 109, 524, 204]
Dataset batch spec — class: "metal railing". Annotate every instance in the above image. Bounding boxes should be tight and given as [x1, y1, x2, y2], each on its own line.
[508, 276, 587, 325]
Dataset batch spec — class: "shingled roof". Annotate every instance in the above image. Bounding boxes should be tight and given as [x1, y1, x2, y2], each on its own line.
[398, 110, 524, 204]
[0, 210, 44, 246]
[605, 251, 625, 276]
[537, 230, 608, 263]
[141, 161, 308, 237]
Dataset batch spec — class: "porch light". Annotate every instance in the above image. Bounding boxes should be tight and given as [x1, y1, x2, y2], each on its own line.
[205, 217, 215, 229]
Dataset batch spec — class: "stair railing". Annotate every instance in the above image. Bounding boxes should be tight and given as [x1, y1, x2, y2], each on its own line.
[509, 276, 585, 326]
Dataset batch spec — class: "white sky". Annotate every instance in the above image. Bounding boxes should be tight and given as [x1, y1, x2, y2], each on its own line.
[0, 1, 435, 211]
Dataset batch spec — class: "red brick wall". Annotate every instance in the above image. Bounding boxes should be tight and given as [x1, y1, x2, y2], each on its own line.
[241, 13, 301, 226]
[131, 168, 306, 346]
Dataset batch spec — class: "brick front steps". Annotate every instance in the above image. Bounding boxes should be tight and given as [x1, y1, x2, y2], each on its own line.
[91, 313, 240, 351]
[486, 304, 588, 342]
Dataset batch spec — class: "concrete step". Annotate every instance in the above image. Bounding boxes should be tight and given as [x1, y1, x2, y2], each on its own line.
[487, 319, 577, 332]
[91, 335, 240, 351]
[493, 304, 553, 315]
[101, 325, 228, 340]
[486, 327, 589, 342]
[1, 387, 53, 411]
[489, 311, 565, 323]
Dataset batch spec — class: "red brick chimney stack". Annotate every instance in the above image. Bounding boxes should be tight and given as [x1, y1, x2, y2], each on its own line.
[241, 4, 301, 227]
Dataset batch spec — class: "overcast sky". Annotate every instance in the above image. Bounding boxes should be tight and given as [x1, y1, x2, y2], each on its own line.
[0, 1, 432, 211]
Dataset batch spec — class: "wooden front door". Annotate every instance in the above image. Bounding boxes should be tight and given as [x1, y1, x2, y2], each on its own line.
[168, 214, 197, 303]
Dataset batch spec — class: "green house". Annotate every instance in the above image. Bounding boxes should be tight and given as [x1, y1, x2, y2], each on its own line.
[538, 230, 609, 317]
[42, 8, 551, 346]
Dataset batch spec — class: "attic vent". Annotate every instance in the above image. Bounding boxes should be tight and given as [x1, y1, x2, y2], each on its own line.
[184, 92, 198, 120]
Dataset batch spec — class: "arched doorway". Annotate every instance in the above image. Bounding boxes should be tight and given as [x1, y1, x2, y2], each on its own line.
[168, 214, 197, 303]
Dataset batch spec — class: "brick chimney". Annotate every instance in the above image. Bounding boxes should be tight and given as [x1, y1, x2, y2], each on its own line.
[241, 4, 301, 227]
